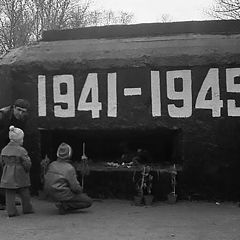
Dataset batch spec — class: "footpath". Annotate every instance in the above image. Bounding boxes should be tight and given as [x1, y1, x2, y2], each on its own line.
[0, 197, 239, 240]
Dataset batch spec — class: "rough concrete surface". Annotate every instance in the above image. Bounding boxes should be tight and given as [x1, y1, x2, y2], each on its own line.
[0, 198, 239, 240]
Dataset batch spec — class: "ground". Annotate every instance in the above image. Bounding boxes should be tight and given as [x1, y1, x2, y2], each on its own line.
[0, 197, 239, 240]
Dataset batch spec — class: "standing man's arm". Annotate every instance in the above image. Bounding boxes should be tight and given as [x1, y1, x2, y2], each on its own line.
[24, 120, 42, 195]
[0, 109, 10, 151]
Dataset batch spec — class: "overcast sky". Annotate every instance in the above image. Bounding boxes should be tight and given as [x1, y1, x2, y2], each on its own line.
[94, 0, 215, 23]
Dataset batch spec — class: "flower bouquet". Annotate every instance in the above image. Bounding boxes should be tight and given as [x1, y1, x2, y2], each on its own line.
[79, 142, 90, 192]
[167, 164, 177, 204]
[134, 165, 154, 206]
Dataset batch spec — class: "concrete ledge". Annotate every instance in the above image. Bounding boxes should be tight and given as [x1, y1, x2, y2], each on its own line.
[1, 33, 240, 70]
[42, 20, 240, 41]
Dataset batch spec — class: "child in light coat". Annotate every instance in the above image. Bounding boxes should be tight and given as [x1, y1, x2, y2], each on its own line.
[0, 126, 33, 217]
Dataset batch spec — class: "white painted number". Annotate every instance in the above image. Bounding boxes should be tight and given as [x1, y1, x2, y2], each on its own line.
[107, 73, 117, 117]
[167, 70, 192, 118]
[226, 68, 240, 116]
[195, 68, 223, 117]
[53, 75, 75, 117]
[151, 71, 161, 117]
[77, 73, 102, 118]
[124, 88, 142, 96]
[38, 75, 46, 117]
[37, 68, 240, 119]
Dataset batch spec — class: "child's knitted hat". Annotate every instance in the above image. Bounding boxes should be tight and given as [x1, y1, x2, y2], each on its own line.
[9, 125, 24, 143]
[57, 142, 72, 160]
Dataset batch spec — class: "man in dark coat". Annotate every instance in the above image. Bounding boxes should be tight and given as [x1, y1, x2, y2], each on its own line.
[0, 99, 41, 209]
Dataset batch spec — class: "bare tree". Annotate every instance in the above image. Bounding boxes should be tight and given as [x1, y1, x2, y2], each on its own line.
[101, 10, 134, 25]
[86, 9, 103, 26]
[33, 0, 75, 40]
[0, 0, 35, 52]
[66, 2, 134, 28]
[206, 0, 240, 20]
[118, 11, 134, 25]
[66, 0, 94, 28]
[158, 13, 172, 23]
[0, 0, 134, 54]
[86, 9, 134, 26]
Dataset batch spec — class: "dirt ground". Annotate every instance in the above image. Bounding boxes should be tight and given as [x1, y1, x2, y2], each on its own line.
[0, 197, 239, 240]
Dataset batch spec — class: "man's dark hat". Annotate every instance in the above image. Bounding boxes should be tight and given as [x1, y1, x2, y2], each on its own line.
[14, 99, 30, 110]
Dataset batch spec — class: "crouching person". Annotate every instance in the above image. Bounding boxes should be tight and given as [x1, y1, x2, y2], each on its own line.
[44, 142, 92, 215]
[0, 126, 33, 217]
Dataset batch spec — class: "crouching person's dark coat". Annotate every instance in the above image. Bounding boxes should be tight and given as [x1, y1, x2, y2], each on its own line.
[44, 159, 82, 201]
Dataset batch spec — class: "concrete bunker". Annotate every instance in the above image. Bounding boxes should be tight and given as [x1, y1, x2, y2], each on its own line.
[1, 20, 240, 200]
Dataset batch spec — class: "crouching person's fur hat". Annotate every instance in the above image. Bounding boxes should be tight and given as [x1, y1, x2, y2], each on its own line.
[57, 142, 72, 160]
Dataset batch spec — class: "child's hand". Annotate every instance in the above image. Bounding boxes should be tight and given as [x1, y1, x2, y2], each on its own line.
[81, 155, 88, 161]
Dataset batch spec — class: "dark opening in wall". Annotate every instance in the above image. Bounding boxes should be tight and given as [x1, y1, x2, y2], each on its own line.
[40, 127, 183, 165]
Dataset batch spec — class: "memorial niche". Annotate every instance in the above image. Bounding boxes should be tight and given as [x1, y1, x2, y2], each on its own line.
[40, 127, 182, 199]
[40, 127, 182, 166]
